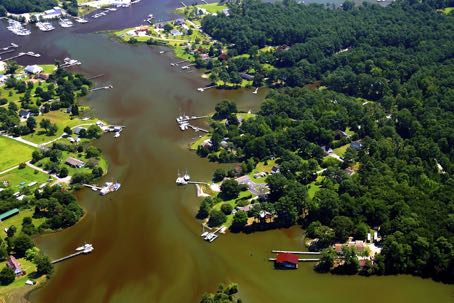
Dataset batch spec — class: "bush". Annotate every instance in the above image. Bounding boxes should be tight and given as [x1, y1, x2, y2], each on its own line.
[220, 203, 233, 215]
[208, 209, 226, 227]
[18, 163, 26, 169]
[0, 266, 15, 285]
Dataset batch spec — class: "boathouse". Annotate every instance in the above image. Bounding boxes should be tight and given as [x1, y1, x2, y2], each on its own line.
[275, 253, 299, 269]
[65, 157, 85, 168]
[7, 256, 23, 276]
[0, 208, 19, 221]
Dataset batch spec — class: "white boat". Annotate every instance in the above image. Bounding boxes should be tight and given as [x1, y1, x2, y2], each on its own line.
[11, 43, 18, 47]
[59, 18, 73, 28]
[201, 231, 209, 237]
[183, 170, 190, 181]
[36, 22, 55, 32]
[114, 132, 120, 138]
[252, 87, 258, 94]
[75, 17, 88, 24]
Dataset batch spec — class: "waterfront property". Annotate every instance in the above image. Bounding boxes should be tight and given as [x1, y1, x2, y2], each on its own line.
[65, 157, 85, 169]
[7, 256, 23, 276]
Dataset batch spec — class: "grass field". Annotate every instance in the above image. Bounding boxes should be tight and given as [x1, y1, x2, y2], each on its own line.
[212, 191, 253, 227]
[333, 143, 350, 157]
[39, 64, 56, 74]
[22, 110, 98, 144]
[0, 167, 49, 189]
[0, 137, 35, 172]
[0, 208, 46, 236]
[0, 256, 47, 298]
[190, 134, 210, 150]
[196, 2, 227, 14]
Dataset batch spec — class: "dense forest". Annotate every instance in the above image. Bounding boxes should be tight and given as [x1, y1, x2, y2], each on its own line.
[0, 0, 57, 14]
[195, 0, 454, 282]
[201, 0, 454, 93]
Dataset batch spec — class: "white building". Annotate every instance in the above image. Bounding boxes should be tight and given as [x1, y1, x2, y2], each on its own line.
[24, 65, 43, 74]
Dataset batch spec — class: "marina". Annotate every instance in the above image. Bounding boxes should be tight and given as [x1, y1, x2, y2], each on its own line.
[36, 22, 55, 32]
[176, 115, 209, 132]
[59, 18, 74, 28]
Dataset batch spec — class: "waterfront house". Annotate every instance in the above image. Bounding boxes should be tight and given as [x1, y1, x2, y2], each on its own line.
[236, 204, 254, 212]
[275, 253, 299, 269]
[65, 157, 85, 168]
[271, 165, 280, 174]
[174, 18, 185, 26]
[38, 73, 50, 80]
[43, 7, 64, 19]
[334, 240, 365, 254]
[0, 208, 19, 221]
[351, 140, 364, 151]
[240, 73, 254, 81]
[170, 29, 183, 36]
[7, 256, 23, 276]
[222, 8, 230, 16]
[19, 109, 31, 119]
[24, 65, 43, 75]
[73, 126, 87, 135]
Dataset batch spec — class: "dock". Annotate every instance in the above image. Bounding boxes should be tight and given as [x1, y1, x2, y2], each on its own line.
[176, 115, 209, 133]
[91, 85, 113, 92]
[0, 49, 15, 56]
[170, 59, 188, 66]
[180, 2, 187, 7]
[87, 74, 105, 80]
[3, 52, 40, 61]
[271, 250, 321, 255]
[197, 85, 216, 92]
[83, 184, 102, 191]
[51, 244, 94, 264]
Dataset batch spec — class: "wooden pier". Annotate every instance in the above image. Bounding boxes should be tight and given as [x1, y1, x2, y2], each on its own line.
[87, 74, 105, 80]
[0, 49, 15, 56]
[271, 250, 321, 255]
[180, 1, 187, 7]
[188, 124, 209, 133]
[91, 85, 113, 92]
[83, 184, 102, 191]
[171, 59, 188, 66]
[52, 251, 85, 264]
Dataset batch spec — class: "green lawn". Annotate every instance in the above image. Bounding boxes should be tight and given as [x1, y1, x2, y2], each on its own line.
[246, 159, 276, 184]
[39, 64, 56, 74]
[439, 7, 453, 14]
[0, 137, 35, 171]
[237, 112, 256, 121]
[212, 191, 254, 227]
[0, 208, 46, 236]
[0, 257, 46, 298]
[22, 110, 98, 144]
[196, 2, 228, 14]
[333, 143, 350, 157]
[0, 166, 49, 190]
[190, 134, 210, 150]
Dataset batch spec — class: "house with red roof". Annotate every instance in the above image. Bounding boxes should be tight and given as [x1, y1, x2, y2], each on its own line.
[7, 256, 23, 276]
[274, 253, 299, 269]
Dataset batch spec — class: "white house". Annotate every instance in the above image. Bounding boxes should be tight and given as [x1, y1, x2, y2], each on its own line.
[43, 7, 65, 19]
[24, 65, 43, 74]
[0, 74, 8, 84]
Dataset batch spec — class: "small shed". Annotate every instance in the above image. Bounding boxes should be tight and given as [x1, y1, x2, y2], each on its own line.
[275, 253, 299, 269]
[73, 126, 87, 135]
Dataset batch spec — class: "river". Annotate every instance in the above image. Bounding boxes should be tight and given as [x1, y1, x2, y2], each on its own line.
[0, 1, 452, 302]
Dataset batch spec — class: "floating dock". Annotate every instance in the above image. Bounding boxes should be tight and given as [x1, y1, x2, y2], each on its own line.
[268, 258, 320, 262]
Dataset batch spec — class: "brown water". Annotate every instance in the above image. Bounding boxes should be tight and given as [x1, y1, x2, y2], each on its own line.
[0, 2, 452, 302]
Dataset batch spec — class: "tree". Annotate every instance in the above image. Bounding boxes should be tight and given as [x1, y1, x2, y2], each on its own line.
[59, 167, 69, 178]
[26, 116, 36, 132]
[330, 216, 354, 242]
[197, 197, 212, 219]
[34, 253, 53, 276]
[213, 100, 237, 120]
[212, 168, 226, 182]
[266, 173, 288, 201]
[13, 234, 34, 257]
[92, 167, 103, 178]
[39, 118, 51, 131]
[220, 179, 240, 200]
[63, 126, 72, 135]
[315, 247, 336, 273]
[208, 209, 226, 227]
[6, 226, 16, 238]
[231, 210, 248, 232]
[220, 203, 233, 215]
[0, 266, 15, 285]
[25, 247, 40, 261]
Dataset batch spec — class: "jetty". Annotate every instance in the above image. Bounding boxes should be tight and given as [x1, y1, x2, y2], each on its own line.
[197, 85, 216, 92]
[180, 2, 187, 7]
[83, 182, 121, 195]
[271, 250, 321, 255]
[0, 49, 15, 56]
[87, 74, 105, 80]
[170, 59, 188, 66]
[1, 43, 18, 51]
[91, 85, 113, 92]
[201, 224, 225, 243]
[51, 244, 94, 264]
[3, 52, 41, 61]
